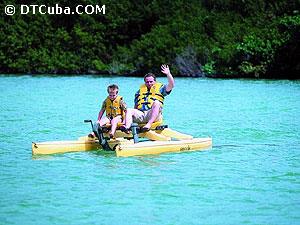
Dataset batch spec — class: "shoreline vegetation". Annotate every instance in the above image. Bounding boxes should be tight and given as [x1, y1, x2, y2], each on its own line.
[1, 1, 299, 79]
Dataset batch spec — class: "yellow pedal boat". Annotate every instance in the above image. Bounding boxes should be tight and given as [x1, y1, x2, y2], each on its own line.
[32, 121, 212, 157]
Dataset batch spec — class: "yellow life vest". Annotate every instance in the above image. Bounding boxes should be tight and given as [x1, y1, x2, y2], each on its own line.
[105, 95, 125, 119]
[136, 82, 164, 110]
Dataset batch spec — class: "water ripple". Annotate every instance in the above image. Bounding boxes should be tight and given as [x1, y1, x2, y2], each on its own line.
[1, 76, 300, 225]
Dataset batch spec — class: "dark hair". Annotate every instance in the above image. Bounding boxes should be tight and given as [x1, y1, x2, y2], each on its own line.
[107, 84, 119, 93]
[144, 73, 156, 82]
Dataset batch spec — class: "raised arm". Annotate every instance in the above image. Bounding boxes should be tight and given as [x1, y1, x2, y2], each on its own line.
[161, 64, 175, 92]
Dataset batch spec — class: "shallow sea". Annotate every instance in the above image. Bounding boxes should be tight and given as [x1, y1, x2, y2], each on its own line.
[0, 75, 299, 225]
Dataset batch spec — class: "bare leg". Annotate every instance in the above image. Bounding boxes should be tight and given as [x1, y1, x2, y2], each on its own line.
[110, 115, 122, 137]
[89, 117, 109, 138]
[143, 101, 161, 129]
[99, 117, 110, 126]
[124, 109, 133, 129]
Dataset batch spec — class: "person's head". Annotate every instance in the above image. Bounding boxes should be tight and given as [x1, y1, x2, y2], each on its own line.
[107, 84, 119, 100]
[144, 73, 156, 89]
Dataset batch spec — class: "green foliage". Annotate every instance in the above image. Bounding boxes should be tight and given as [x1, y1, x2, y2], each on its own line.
[235, 17, 295, 77]
[238, 61, 267, 78]
[202, 61, 216, 75]
[0, 0, 299, 78]
[92, 59, 108, 72]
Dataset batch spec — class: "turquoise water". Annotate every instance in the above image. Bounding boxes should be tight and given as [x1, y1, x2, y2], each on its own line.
[1, 75, 300, 225]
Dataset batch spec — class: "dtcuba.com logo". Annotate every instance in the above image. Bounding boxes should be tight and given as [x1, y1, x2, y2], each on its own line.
[4, 4, 106, 15]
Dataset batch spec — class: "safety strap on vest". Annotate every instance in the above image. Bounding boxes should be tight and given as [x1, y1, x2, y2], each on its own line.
[136, 83, 164, 110]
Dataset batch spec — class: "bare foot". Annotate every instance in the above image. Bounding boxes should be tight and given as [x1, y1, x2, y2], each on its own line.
[88, 132, 95, 138]
[120, 125, 130, 134]
[109, 133, 115, 139]
[143, 123, 151, 129]
[140, 126, 150, 132]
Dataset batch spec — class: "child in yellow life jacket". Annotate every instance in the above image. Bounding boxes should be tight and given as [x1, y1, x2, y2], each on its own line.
[91, 84, 127, 138]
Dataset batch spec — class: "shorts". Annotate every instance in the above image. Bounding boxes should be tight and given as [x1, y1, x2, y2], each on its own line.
[132, 108, 162, 124]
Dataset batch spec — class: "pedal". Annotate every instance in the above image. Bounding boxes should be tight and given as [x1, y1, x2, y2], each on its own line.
[101, 127, 110, 133]
[155, 125, 168, 130]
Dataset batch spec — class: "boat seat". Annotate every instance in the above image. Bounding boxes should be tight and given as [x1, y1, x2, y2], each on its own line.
[102, 119, 166, 132]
